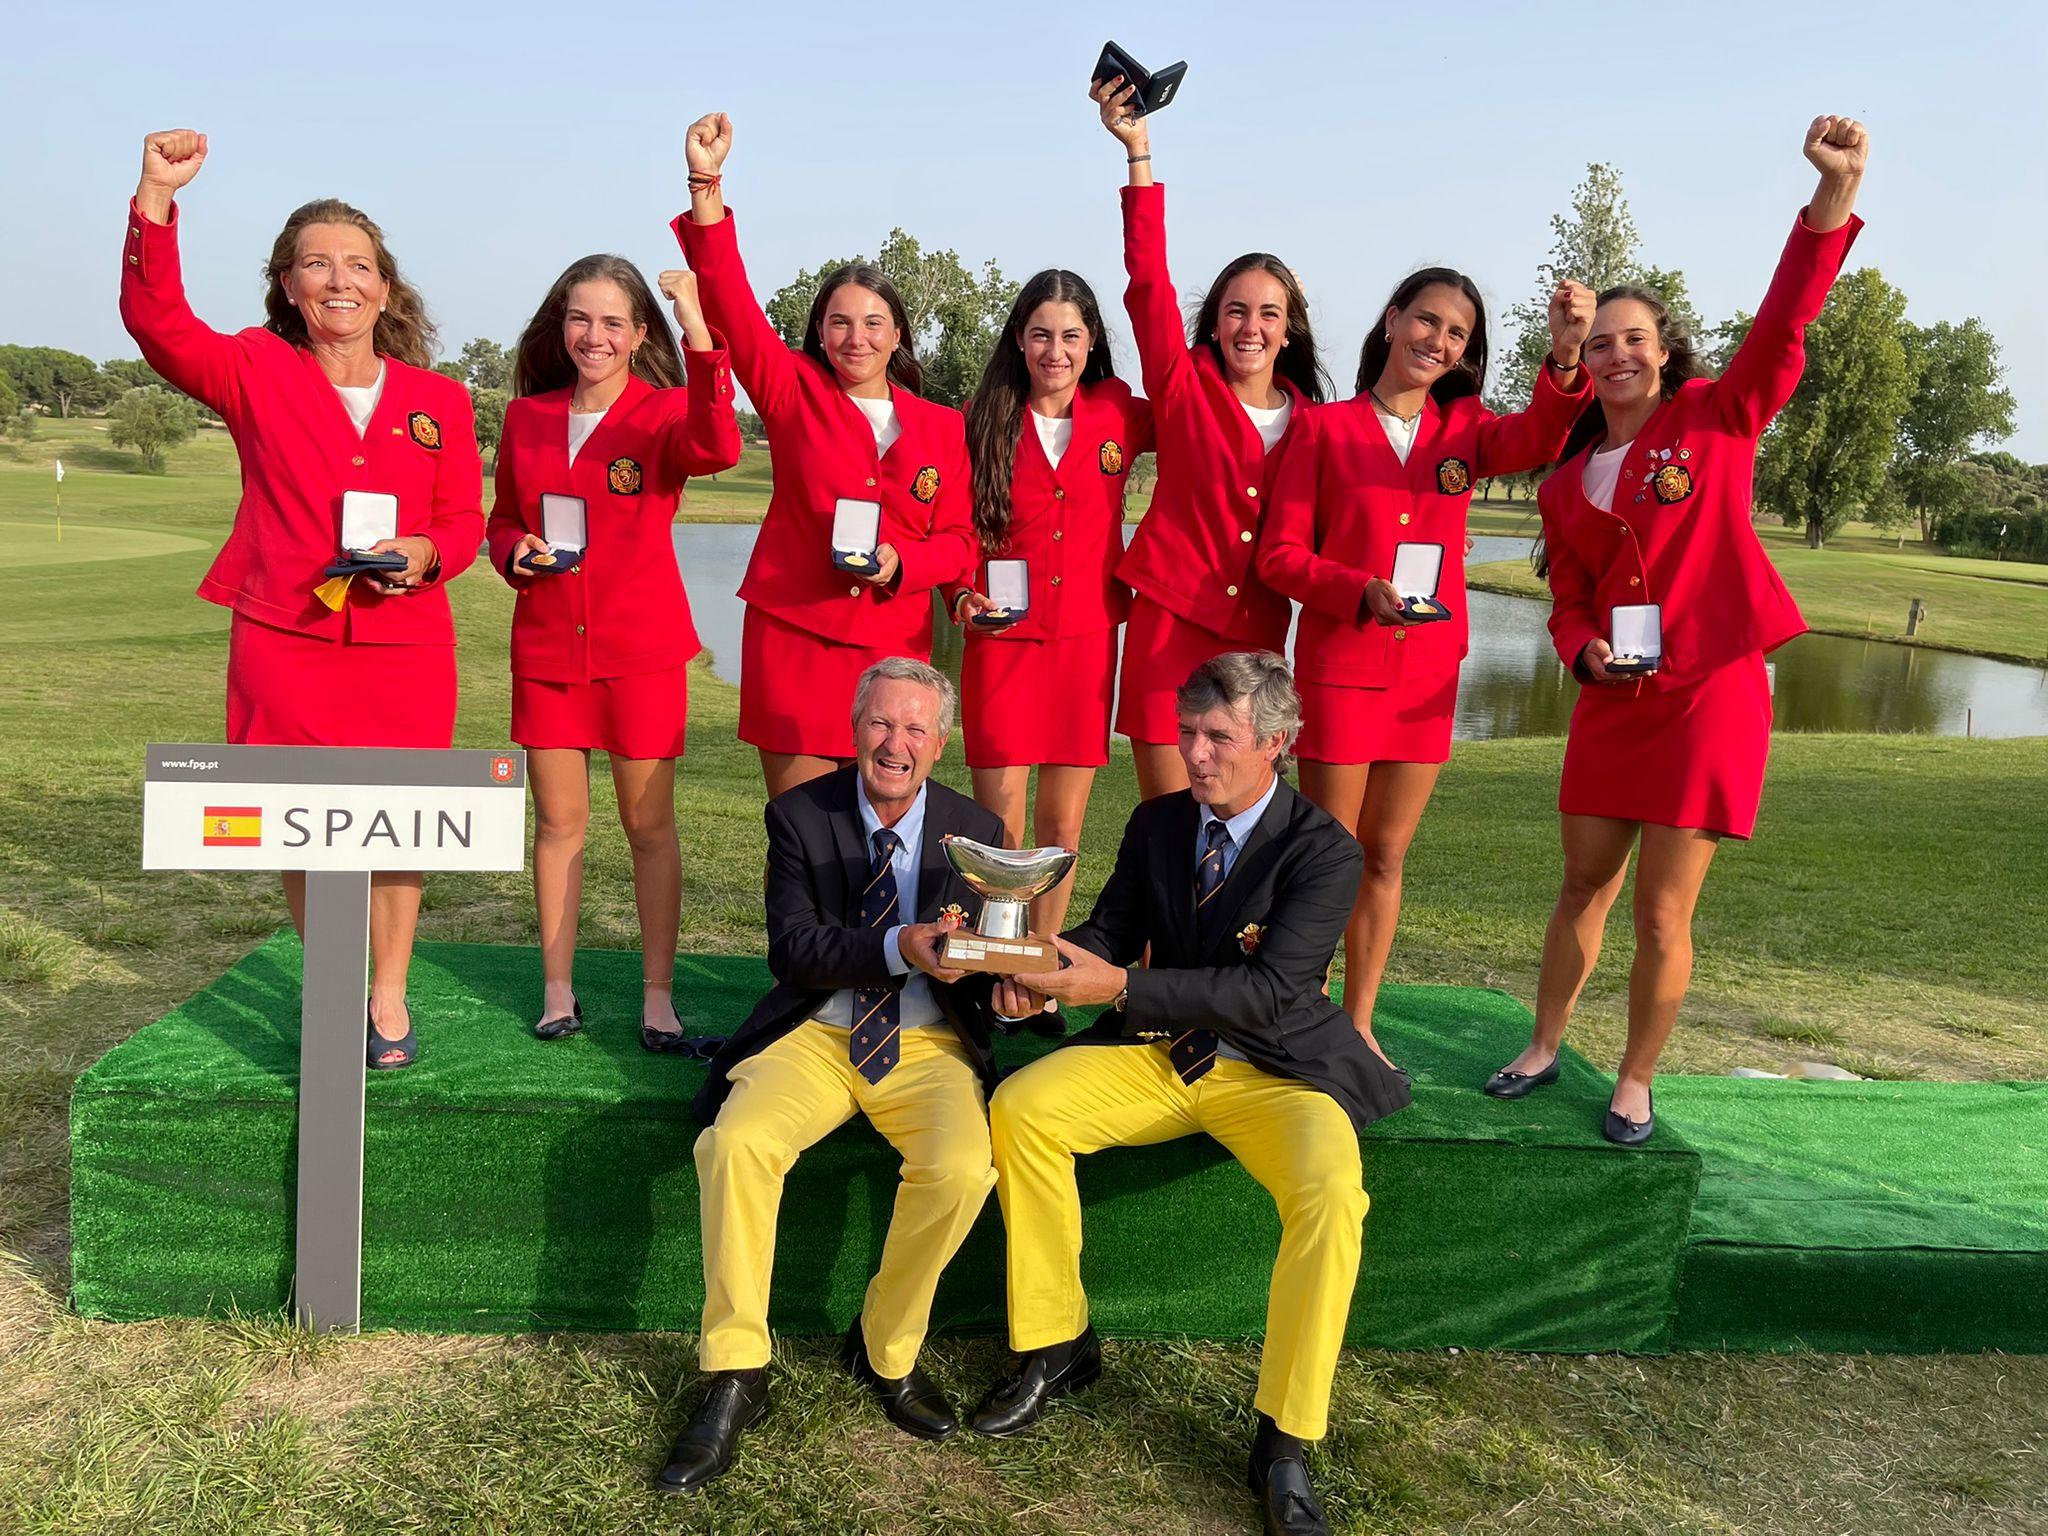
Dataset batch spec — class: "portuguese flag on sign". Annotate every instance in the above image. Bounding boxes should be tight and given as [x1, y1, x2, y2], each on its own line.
[202, 807, 262, 847]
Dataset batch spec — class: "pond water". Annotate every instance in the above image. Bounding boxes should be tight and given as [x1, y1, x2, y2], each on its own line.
[672, 526, 2048, 739]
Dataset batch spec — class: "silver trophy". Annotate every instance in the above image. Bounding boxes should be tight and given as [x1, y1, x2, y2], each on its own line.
[938, 835, 1078, 974]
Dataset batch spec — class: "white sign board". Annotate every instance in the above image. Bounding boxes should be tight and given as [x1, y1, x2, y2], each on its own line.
[143, 744, 527, 872]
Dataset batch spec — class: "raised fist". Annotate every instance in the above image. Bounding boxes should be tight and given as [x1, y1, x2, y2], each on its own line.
[686, 113, 733, 176]
[1803, 115, 1869, 178]
[659, 269, 706, 339]
[1547, 280, 1595, 361]
[141, 130, 208, 192]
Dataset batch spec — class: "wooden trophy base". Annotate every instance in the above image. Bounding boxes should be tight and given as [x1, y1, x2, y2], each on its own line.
[940, 929, 1060, 974]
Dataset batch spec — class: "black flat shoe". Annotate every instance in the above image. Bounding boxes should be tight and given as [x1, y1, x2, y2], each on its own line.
[968, 1326, 1101, 1438]
[655, 1370, 770, 1494]
[534, 997, 583, 1041]
[1483, 1057, 1560, 1099]
[641, 1003, 692, 1055]
[844, 1317, 957, 1440]
[1603, 1091, 1655, 1147]
[1249, 1452, 1331, 1536]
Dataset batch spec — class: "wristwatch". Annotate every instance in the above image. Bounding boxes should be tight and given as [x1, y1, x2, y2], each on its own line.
[1113, 985, 1129, 1012]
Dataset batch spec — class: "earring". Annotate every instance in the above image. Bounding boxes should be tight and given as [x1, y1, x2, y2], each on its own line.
[1384, 332, 1392, 343]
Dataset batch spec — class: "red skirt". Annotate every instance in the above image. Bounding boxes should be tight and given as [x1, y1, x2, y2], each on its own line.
[1559, 653, 1773, 839]
[512, 665, 689, 759]
[1115, 598, 1245, 745]
[739, 606, 907, 759]
[963, 628, 1116, 768]
[1296, 665, 1459, 765]
[227, 613, 456, 748]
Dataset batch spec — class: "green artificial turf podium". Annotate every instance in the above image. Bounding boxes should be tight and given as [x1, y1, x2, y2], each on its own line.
[71, 933, 1698, 1350]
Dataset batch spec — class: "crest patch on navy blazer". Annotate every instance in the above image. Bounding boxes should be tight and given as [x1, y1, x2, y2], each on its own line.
[1435, 456, 1471, 496]
[608, 457, 643, 495]
[408, 411, 442, 451]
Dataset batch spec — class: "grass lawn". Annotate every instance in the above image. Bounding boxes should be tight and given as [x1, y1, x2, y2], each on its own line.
[1, 427, 2044, 1532]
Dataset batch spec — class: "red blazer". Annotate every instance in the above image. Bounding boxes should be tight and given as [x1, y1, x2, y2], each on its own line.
[952, 379, 1154, 642]
[118, 200, 483, 643]
[1114, 184, 1306, 649]
[1540, 210, 1862, 691]
[673, 210, 975, 651]
[485, 365, 740, 683]
[1260, 366, 1590, 686]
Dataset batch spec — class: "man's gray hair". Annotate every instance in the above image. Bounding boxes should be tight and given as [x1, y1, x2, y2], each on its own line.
[1175, 650, 1302, 771]
[851, 656, 957, 735]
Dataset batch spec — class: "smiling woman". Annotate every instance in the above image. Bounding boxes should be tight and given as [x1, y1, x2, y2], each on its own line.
[119, 128, 485, 1071]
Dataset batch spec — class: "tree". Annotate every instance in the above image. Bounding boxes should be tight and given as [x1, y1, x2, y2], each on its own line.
[0, 345, 106, 418]
[1491, 164, 1701, 415]
[1888, 317, 2017, 544]
[455, 337, 513, 392]
[100, 357, 168, 392]
[1752, 268, 1913, 547]
[106, 385, 202, 472]
[471, 387, 510, 459]
[735, 407, 765, 440]
[432, 361, 468, 383]
[763, 229, 1018, 407]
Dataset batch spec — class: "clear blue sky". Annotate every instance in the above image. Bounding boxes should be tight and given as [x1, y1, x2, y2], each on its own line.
[6, 0, 2044, 456]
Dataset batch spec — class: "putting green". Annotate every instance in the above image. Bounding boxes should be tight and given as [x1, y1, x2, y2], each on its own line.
[0, 517, 210, 567]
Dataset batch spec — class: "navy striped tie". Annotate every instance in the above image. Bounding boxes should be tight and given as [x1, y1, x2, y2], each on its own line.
[850, 827, 904, 1084]
[1166, 819, 1230, 1084]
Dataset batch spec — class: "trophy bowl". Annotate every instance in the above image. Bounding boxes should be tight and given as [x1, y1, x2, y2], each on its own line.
[938, 835, 1078, 974]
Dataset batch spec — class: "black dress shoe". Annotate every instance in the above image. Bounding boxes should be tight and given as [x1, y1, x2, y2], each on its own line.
[844, 1317, 958, 1440]
[968, 1327, 1102, 1437]
[1249, 1451, 1331, 1536]
[655, 1370, 770, 1494]
[1603, 1091, 1655, 1147]
[534, 996, 583, 1041]
[1483, 1056, 1560, 1099]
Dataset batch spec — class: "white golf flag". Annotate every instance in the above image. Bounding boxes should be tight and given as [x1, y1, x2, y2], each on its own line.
[54, 460, 64, 483]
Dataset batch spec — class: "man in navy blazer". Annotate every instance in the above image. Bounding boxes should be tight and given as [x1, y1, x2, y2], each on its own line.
[660, 659, 1006, 1494]
[969, 651, 1411, 1536]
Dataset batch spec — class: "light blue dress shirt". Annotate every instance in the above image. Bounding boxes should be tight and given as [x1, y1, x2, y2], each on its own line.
[812, 778, 942, 1033]
[1197, 774, 1281, 1061]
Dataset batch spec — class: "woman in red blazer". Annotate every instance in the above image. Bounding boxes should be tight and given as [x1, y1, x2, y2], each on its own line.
[1488, 117, 1870, 1145]
[1091, 75, 1330, 798]
[953, 269, 1153, 937]
[1260, 274, 1593, 1062]
[120, 130, 483, 1072]
[486, 257, 740, 1048]
[672, 112, 977, 798]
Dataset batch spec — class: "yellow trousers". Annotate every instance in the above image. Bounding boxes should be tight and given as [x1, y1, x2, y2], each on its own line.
[694, 1020, 996, 1378]
[990, 1045, 1368, 1440]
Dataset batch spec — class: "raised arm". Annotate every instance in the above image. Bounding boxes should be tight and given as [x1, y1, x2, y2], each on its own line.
[1711, 116, 1870, 439]
[118, 130, 246, 419]
[652, 269, 743, 480]
[1474, 281, 1594, 477]
[670, 112, 804, 420]
[1091, 78, 1193, 405]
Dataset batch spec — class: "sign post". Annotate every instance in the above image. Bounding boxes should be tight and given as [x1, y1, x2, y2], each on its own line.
[143, 743, 527, 1332]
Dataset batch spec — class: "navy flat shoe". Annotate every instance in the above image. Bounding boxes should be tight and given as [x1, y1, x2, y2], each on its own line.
[1603, 1091, 1655, 1146]
[534, 997, 583, 1041]
[1483, 1057, 1559, 1099]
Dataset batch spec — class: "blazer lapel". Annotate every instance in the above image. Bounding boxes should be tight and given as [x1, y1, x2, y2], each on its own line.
[824, 767, 869, 921]
[915, 791, 956, 923]
[1155, 792, 1202, 963]
[1198, 779, 1295, 957]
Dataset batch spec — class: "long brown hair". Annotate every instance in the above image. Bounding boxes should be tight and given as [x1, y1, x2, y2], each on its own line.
[511, 255, 685, 399]
[1534, 284, 1706, 578]
[1192, 253, 1329, 404]
[1354, 267, 1490, 403]
[801, 264, 923, 394]
[262, 198, 436, 368]
[964, 269, 1118, 552]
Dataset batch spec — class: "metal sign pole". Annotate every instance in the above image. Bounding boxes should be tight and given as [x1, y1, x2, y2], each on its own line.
[293, 869, 372, 1333]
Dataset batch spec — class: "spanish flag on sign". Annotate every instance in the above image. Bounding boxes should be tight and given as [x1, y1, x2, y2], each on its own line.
[202, 806, 262, 847]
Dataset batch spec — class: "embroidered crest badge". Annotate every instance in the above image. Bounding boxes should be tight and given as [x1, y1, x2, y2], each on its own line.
[1652, 464, 1694, 504]
[1099, 439, 1125, 476]
[608, 456, 643, 495]
[1237, 922, 1266, 955]
[407, 411, 441, 450]
[1436, 457, 1472, 496]
[912, 465, 940, 504]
